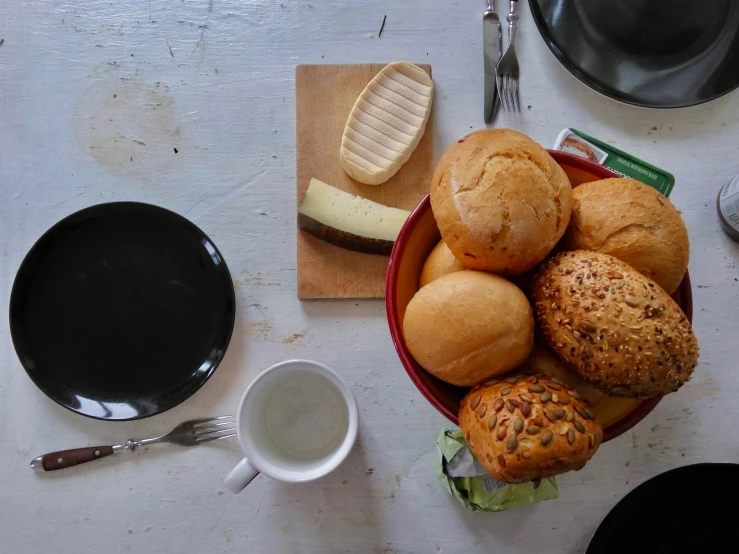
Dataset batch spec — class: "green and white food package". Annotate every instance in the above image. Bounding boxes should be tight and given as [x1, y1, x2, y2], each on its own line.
[553, 128, 675, 197]
[436, 429, 558, 513]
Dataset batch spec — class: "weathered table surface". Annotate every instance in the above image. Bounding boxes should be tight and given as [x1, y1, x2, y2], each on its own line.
[1, 2, 737, 553]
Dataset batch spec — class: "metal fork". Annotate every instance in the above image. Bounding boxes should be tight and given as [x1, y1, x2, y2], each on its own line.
[497, 0, 520, 112]
[30, 415, 236, 472]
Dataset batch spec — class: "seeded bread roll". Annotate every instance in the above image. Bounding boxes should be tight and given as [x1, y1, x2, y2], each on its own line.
[431, 129, 572, 275]
[403, 270, 533, 386]
[533, 251, 699, 398]
[459, 374, 603, 483]
[566, 178, 690, 294]
[419, 240, 464, 287]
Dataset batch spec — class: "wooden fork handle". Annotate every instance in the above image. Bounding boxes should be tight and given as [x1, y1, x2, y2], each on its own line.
[35, 446, 115, 471]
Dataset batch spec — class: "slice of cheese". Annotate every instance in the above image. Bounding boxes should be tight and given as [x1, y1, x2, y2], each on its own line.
[298, 177, 410, 255]
[340, 62, 433, 185]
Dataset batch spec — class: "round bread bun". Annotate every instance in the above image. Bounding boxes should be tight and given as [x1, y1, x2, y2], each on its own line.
[430, 129, 572, 275]
[459, 374, 603, 483]
[566, 178, 689, 294]
[403, 270, 533, 386]
[521, 345, 605, 406]
[533, 250, 699, 398]
[419, 240, 464, 288]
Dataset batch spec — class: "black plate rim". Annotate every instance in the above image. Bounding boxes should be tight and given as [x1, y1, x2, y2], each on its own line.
[8, 201, 236, 422]
[586, 462, 739, 552]
[528, 0, 739, 109]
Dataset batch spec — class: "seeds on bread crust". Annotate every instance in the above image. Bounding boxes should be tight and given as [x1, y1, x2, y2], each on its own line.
[532, 250, 699, 399]
[459, 375, 603, 483]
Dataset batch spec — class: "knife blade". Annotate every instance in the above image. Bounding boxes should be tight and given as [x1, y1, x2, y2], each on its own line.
[483, 1, 503, 124]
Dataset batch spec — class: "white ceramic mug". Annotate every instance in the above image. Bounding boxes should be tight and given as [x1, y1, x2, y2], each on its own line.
[225, 359, 358, 493]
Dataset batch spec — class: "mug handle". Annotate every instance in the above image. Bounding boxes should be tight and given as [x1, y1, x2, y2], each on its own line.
[225, 457, 259, 494]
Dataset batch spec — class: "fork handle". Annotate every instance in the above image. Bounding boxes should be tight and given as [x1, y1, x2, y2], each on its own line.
[507, 0, 519, 45]
[31, 446, 115, 472]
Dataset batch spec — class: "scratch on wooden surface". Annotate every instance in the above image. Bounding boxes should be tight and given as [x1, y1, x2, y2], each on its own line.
[245, 320, 273, 340]
[185, 170, 267, 220]
[193, 31, 206, 54]
[236, 270, 282, 288]
[244, 302, 274, 340]
[167, 39, 174, 57]
[282, 332, 304, 344]
[54, 191, 85, 207]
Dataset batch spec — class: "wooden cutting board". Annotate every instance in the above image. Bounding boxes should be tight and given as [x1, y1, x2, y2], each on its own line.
[296, 63, 434, 299]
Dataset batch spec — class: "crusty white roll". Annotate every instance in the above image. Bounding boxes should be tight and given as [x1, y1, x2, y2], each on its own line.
[431, 129, 572, 275]
[403, 270, 533, 386]
[419, 240, 464, 288]
[566, 178, 689, 294]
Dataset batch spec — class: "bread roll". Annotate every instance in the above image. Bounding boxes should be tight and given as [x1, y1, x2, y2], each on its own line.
[533, 251, 699, 398]
[419, 240, 464, 287]
[431, 129, 572, 275]
[459, 375, 603, 483]
[521, 345, 605, 406]
[521, 345, 641, 428]
[403, 271, 533, 386]
[566, 178, 689, 294]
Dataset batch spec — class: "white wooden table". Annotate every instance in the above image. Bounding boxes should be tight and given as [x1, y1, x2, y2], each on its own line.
[1, 2, 738, 552]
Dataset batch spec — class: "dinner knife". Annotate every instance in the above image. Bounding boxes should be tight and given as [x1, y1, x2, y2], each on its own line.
[483, 0, 503, 124]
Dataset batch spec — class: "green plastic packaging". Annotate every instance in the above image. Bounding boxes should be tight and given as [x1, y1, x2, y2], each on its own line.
[553, 128, 675, 197]
[436, 429, 558, 513]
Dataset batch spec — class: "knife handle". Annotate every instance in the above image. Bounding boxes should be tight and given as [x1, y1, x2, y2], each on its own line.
[507, 1, 520, 46]
[31, 446, 115, 471]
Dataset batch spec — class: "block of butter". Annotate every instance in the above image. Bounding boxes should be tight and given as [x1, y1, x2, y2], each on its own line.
[553, 128, 675, 197]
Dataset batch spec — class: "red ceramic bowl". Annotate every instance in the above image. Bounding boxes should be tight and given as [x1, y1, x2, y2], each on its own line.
[386, 151, 693, 442]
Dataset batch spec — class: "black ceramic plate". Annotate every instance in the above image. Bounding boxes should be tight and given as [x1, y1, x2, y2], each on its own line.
[9, 202, 235, 421]
[529, 0, 739, 108]
[587, 463, 739, 553]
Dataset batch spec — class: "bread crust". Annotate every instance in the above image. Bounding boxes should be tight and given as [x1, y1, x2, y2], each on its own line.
[419, 240, 464, 288]
[430, 129, 572, 275]
[459, 374, 603, 483]
[566, 178, 689, 294]
[521, 344, 605, 406]
[403, 271, 533, 386]
[533, 251, 699, 398]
